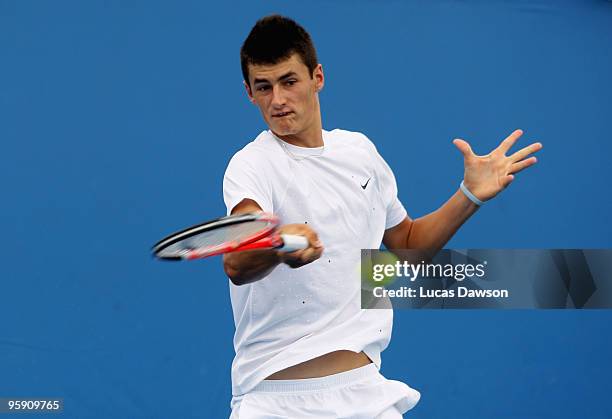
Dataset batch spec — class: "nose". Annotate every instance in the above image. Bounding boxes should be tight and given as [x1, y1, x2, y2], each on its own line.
[271, 85, 286, 108]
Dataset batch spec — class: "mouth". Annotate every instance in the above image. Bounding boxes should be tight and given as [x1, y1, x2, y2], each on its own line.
[272, 111, 293, 118]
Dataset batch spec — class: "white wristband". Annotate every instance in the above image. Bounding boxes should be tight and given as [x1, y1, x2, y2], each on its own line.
[460, 180, 484, 206]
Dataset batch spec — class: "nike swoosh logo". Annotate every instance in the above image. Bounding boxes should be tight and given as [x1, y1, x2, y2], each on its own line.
[361, 177, 372, 190]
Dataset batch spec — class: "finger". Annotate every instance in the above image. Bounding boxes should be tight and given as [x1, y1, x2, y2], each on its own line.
[285, 227, 320, 247]
[282, 249, 305, 260]
[509, 156, 537, 174]
[453, 139, 474, 159]
[299, 247, 321, 263]
[500, 174, 515, 188]
[498, 129, 523, 154]
[309, 236, 323, 248]
[299, 229, 321, 247]
[510, 142, 543, 162]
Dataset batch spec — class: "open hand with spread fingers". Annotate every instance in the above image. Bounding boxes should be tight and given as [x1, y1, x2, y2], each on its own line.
[453, 129, 543, 203]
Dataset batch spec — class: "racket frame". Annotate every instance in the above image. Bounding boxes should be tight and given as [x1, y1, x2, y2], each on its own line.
[152, 213, 280, 261]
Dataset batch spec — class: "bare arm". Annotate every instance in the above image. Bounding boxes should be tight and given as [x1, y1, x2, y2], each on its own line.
[384, 129, 542, 256]
[383, 190, 478, 257]
[223, 199, 324, 286]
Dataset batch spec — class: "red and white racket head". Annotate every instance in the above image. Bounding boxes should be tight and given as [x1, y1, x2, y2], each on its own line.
[152, 212, 280, 260]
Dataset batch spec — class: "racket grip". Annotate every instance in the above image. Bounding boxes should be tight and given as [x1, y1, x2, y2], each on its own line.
[278, 234, 309, 252]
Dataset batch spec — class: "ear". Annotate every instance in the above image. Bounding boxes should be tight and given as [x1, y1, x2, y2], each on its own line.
[313, 64, 324, 93]
[243, 80, 255, 104]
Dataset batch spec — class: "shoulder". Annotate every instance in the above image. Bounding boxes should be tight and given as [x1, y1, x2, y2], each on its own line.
[226, 131, 281, 168]
[326, 128, 380, 160]
[328, 128, 396, 178]
[326, 128, 377, 152]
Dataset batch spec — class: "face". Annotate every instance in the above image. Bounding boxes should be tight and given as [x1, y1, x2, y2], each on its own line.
[245, 54, 324, 137]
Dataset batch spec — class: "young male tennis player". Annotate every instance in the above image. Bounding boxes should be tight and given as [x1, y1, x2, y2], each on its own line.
[223, 15, 542, 418]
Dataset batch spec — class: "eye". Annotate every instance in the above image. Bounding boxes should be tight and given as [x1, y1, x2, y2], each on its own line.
[285, 79, 297, 86]
[256, 85, 270, 92]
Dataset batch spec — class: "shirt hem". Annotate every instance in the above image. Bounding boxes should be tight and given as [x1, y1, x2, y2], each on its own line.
[231, 343, 381, 397]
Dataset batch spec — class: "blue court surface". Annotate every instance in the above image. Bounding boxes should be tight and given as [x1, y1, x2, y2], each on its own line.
[1, 1, 611, 417]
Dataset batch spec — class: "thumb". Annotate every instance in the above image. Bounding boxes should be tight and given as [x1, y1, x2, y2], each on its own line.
[453, 138, 473, 158]
[500, 174, 515, 188]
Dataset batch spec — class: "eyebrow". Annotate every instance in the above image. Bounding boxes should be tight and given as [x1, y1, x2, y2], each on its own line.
[253, 72, 298, 85]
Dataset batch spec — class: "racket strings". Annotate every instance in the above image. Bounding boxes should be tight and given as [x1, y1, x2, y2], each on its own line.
[156, 219, 273, 258]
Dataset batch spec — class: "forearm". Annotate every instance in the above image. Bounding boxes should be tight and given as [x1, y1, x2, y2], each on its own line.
[223, 250, 282, 286]
[406, 188, 479, 255]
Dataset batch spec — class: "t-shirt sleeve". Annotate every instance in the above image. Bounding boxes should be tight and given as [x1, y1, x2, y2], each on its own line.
[223, 152, 274, 215]
[361, 134, 407, 229]
[379, 156, 407, 229]
[385, 194, 407, 229]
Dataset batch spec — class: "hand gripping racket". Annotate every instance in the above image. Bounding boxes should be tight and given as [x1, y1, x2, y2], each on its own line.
[152, 213, 309, 261]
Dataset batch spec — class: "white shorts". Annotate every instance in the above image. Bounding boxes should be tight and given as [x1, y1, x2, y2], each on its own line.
[229, 364, 421, 418]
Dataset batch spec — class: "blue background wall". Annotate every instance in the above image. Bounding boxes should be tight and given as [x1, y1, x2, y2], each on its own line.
[1, 1, 611, 417]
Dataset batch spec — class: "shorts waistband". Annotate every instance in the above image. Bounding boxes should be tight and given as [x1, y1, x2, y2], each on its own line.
[251, 363, 379, 393]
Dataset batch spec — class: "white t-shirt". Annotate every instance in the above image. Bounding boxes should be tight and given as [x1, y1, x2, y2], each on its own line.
[223, 128, 407, 397]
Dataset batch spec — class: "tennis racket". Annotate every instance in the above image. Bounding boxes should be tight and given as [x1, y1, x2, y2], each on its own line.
[152, 213, 309, 261]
